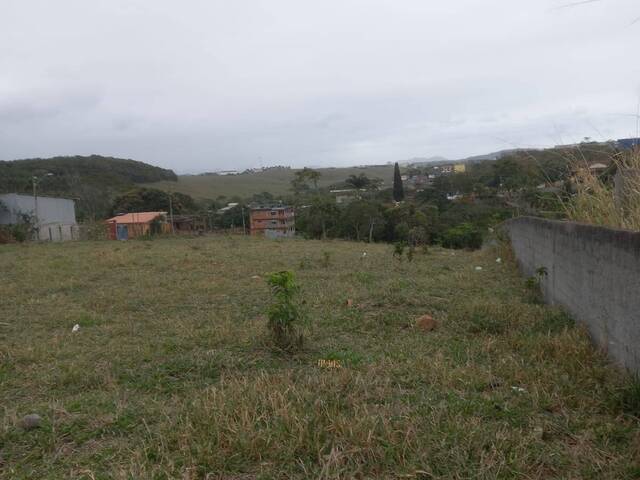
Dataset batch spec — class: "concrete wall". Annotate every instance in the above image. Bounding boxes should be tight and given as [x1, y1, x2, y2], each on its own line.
[0, 193, 77, 241]
[505, 217, 640, 373]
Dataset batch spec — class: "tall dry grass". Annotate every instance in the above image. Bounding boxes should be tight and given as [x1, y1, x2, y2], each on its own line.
[564, 148, 640, 231]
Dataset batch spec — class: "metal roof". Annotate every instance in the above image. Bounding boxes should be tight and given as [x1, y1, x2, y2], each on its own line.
[105, 212, 166, 224]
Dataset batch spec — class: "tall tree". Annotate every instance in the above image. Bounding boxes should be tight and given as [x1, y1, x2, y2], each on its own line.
[308, 196, 339, 239]
[291, 167, 321, 194]
[392, 162, 405, 202]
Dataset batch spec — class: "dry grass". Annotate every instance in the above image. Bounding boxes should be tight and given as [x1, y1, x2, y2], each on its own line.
[564, 149, 640, 230]
[0, 236, 639, 478]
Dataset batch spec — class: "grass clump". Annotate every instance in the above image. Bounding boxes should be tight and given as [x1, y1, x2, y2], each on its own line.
[619, 376, 640, 417]
[564, 148, 640, 230]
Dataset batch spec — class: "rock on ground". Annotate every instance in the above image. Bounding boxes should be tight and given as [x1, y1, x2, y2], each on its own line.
[416, 315, 437, 332]
[20, 414, 42, 430]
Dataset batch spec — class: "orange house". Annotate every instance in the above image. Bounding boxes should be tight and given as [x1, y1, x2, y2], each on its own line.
[105, 211, 171, 240]
[249, 205, 295, 238]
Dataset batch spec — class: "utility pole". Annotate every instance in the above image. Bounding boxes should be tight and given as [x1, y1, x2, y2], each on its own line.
[241, 206, 247, 235]
[32, 176, 39, 240]
[168, 193, 175, 234]
[31, 173, 53, 240]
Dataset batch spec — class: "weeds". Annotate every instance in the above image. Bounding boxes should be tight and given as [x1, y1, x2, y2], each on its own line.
[564, 148, 640, 231]
[620, 376, 640, 417]
[407, 245, 415, 262]
[393, 242, 405, 261]
[321, 250, 332, 268]
[525, 266, 548, 303]
[266, 271, 303, 352]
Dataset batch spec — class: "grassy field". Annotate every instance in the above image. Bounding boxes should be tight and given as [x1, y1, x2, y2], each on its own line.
[1, 236, 639, 479]
[148, 165, 394, 200]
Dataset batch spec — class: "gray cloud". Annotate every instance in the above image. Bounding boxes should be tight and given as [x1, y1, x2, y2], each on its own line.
[1, 0, 638, 172]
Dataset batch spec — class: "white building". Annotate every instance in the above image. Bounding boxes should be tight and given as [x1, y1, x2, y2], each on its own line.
[0, 193, 77, 241]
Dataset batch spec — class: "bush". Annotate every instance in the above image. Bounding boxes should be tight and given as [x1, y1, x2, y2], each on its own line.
[0, 223, 33, 243]
[266, 271, 303, 352]
[441, 223, 483, 250]
[0, 227, 15, 244]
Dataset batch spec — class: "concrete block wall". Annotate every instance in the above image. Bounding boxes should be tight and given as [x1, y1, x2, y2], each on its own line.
[505, 217, 640, 374]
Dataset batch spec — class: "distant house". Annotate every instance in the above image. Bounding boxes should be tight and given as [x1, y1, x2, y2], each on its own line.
[249, 204, 295, 238]
[330, 189, 361, 204]
[454, 164, 466, 173]
[105, 211, 170, 240]
[217, 202, 239, 213]
[404, 175, 432, 189]
[589, 162, 609, 174]
[617, 138, 640, 150]
[0, 193, 77, 241]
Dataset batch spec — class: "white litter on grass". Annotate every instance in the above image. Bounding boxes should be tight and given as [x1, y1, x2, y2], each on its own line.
[72, 324, 80, 333]
[361, 252, 367, 258]
[511, 386, 527, 393]
[496, 258, 502, 263]
[475, 266, 483, 271]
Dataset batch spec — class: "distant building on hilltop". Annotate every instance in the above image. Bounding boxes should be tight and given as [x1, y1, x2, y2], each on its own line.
[249, 204, 295, 238]
[617, 138, 640, 150]
[0, 193, 77, 241]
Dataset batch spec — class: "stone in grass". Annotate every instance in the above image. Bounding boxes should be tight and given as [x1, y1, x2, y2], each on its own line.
[415, 314, 437, 332]
[20, 414, 42, 430]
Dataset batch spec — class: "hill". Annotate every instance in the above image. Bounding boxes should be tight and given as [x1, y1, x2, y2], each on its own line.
[1, 236, 636, 477]
[0, 155, 177, 219]
[149, 164, 394, 200]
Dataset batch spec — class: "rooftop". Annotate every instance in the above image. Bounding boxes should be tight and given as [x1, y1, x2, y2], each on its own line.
[105, 211, 166, 224]
[249, 204, 291, 211]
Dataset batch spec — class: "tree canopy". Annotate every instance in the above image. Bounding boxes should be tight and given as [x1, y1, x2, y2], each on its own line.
[111, 188, 196, 216]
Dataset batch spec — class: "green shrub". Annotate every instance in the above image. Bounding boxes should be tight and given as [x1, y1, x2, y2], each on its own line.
[0, 223, 33, 243]
[266, 271, 303, 352]
[441, 223, 483, 250]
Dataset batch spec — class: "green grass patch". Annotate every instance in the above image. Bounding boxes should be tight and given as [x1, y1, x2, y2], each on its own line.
[0, 237, 638, 478]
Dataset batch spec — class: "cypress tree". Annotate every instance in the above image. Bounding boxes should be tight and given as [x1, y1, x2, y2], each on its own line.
[392, 162, 404, 202]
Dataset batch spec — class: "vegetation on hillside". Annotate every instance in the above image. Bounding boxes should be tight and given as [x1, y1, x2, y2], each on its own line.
[149, 164, 395, 199]
[1, 237, 638, 478]
[290, 143, 629, 248]
[0, 155, 177, 220]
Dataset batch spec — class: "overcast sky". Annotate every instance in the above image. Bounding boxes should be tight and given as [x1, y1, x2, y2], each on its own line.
[1, 0, 639, 173]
